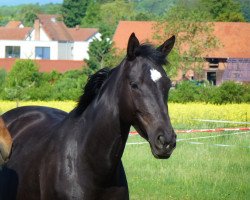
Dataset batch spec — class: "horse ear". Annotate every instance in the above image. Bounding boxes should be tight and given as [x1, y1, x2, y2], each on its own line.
[127, 32, 140, 60]
[157, 35, 175, 56]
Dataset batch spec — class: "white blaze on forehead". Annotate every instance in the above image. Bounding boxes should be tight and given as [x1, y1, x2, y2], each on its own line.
[150, 68, 162, 82]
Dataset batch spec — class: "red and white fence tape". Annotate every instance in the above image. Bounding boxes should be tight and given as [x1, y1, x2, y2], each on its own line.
[129, 127, 250, 135]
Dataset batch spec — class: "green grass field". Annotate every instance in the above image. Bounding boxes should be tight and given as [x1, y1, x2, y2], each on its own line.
[1, 102, 249, 199]
[123, 131, 250, 200]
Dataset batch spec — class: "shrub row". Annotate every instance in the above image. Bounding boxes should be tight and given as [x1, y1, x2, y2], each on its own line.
[168, 80, 250, 104]
[0, 60, 249, 104]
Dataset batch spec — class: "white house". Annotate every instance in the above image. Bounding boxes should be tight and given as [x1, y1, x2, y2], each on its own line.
[0, 14, 101, 61]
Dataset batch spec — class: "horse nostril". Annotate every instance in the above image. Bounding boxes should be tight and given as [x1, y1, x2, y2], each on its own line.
[158, 135, 166, 146]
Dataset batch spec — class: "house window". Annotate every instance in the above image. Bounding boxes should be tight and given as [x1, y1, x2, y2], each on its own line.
[35, 47, 50, 59]
[5, 46, 20, 58]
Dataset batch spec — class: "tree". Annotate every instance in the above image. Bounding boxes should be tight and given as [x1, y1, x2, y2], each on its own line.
[239, 0, 250, 21]
[4, 60, 41, 105]
[81, 0, 137, 37]
[84, 34, 123, 76]
[154, 0, 219, 79]
[18, 4, 41, 26]
[134, 0, 175, 15]
[200, 0, 245, 22]
[62, 0, 90, 27]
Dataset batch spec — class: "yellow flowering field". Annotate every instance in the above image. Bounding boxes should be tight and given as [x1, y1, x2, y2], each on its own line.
[168, 103, 250, 129]
[0, 101, 76, 113]
[0, 101, 249, 129]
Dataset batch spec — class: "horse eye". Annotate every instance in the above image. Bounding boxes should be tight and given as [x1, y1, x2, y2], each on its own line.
[130, 82, 139, 90]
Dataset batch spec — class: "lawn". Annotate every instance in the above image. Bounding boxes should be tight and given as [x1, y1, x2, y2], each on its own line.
[0, 101, 249, 199]
[123, 131, 250, 200]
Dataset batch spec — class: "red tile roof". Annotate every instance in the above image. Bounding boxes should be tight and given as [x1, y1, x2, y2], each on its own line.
[0, 58, 86, 73]
[37, 14, 73, 42]
[5, 21, 23, 28]
[0, 27, 32, 40]
[113, 21, 250, 58]
[68, 27, 99, 41]
[113, 21, 157, 49]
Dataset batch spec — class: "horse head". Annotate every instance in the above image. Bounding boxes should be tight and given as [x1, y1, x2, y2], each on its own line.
[119, 33, 176, 159]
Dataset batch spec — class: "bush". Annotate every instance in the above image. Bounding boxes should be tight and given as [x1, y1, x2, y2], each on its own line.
[3, 59, 41, 101]
[217, 81, 246, 104]
[168, 81, 202, 103]
[0, 69, 7, 97]
[169, 81, 249, 104]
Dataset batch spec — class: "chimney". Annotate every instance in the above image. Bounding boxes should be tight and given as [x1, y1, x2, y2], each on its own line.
[34, 19, 40, 40]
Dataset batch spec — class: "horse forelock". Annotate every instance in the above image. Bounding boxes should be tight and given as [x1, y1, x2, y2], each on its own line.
[134, 44, 167, 66]
[75, 68, 112, 115]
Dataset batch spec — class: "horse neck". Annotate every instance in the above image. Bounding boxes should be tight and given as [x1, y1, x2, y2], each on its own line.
[63, 68, 130, 186]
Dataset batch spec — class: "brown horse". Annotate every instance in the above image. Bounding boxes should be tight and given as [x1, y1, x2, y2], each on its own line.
[0, 117, 12, 165]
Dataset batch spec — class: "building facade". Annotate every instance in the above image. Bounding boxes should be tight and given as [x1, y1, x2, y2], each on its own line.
[113, 21, 250, 85]
[0, 14, 101, 61]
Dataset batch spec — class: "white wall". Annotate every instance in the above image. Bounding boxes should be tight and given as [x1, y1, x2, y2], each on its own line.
[58, 42, 74, 60]
[0, 40, 58, 60]
[73, 41, 90, 60]
[29, 27, 50, 41]
[73, 33, 102, 60]
[0, 31, 102, 61]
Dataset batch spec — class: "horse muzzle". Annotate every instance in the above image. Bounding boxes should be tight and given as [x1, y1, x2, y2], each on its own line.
[150, 132, 177, 159]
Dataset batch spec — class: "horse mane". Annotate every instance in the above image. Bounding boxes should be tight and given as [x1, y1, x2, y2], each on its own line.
[75, 67, 111, 115]
[134, 44, 167, 65]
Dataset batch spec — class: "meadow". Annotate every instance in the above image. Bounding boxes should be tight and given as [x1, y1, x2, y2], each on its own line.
[0, 101, 249, 199]
[124, 131, 250, 200]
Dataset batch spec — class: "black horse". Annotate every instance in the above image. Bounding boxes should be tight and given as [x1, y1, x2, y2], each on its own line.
[0, 33, 176, 200]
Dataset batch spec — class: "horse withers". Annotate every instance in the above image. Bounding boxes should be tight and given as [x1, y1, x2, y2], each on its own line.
[1, 33, 176, 200]
[0, 117, 12, 165]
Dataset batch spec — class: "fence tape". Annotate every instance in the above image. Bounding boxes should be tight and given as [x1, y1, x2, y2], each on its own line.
[192, 119, 250, 124]
[129, 127, 250, 135]
[126, 131, 250, 146]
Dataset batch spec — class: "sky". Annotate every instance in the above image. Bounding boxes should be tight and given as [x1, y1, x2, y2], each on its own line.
[0, 0, 63, 6]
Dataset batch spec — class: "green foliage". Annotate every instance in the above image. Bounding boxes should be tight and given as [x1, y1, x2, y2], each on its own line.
[201, 0, 246, 22]
[51, 70, 87, 100]
[81, 0, 139, 37]
[0, 3, 61, 26]
[217, 81, 247, 103]
[154, 0, 219, 79]
[84, 36, 117, 75]
[239, 0, 250, 21]
[17, 4, 41, 26]
[0, 69, 7, 97]
[134, 0, 175, 15]
[62, 0, 90, 27]
[168, 81, 250, 104]
[4, 59, 41, 101]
